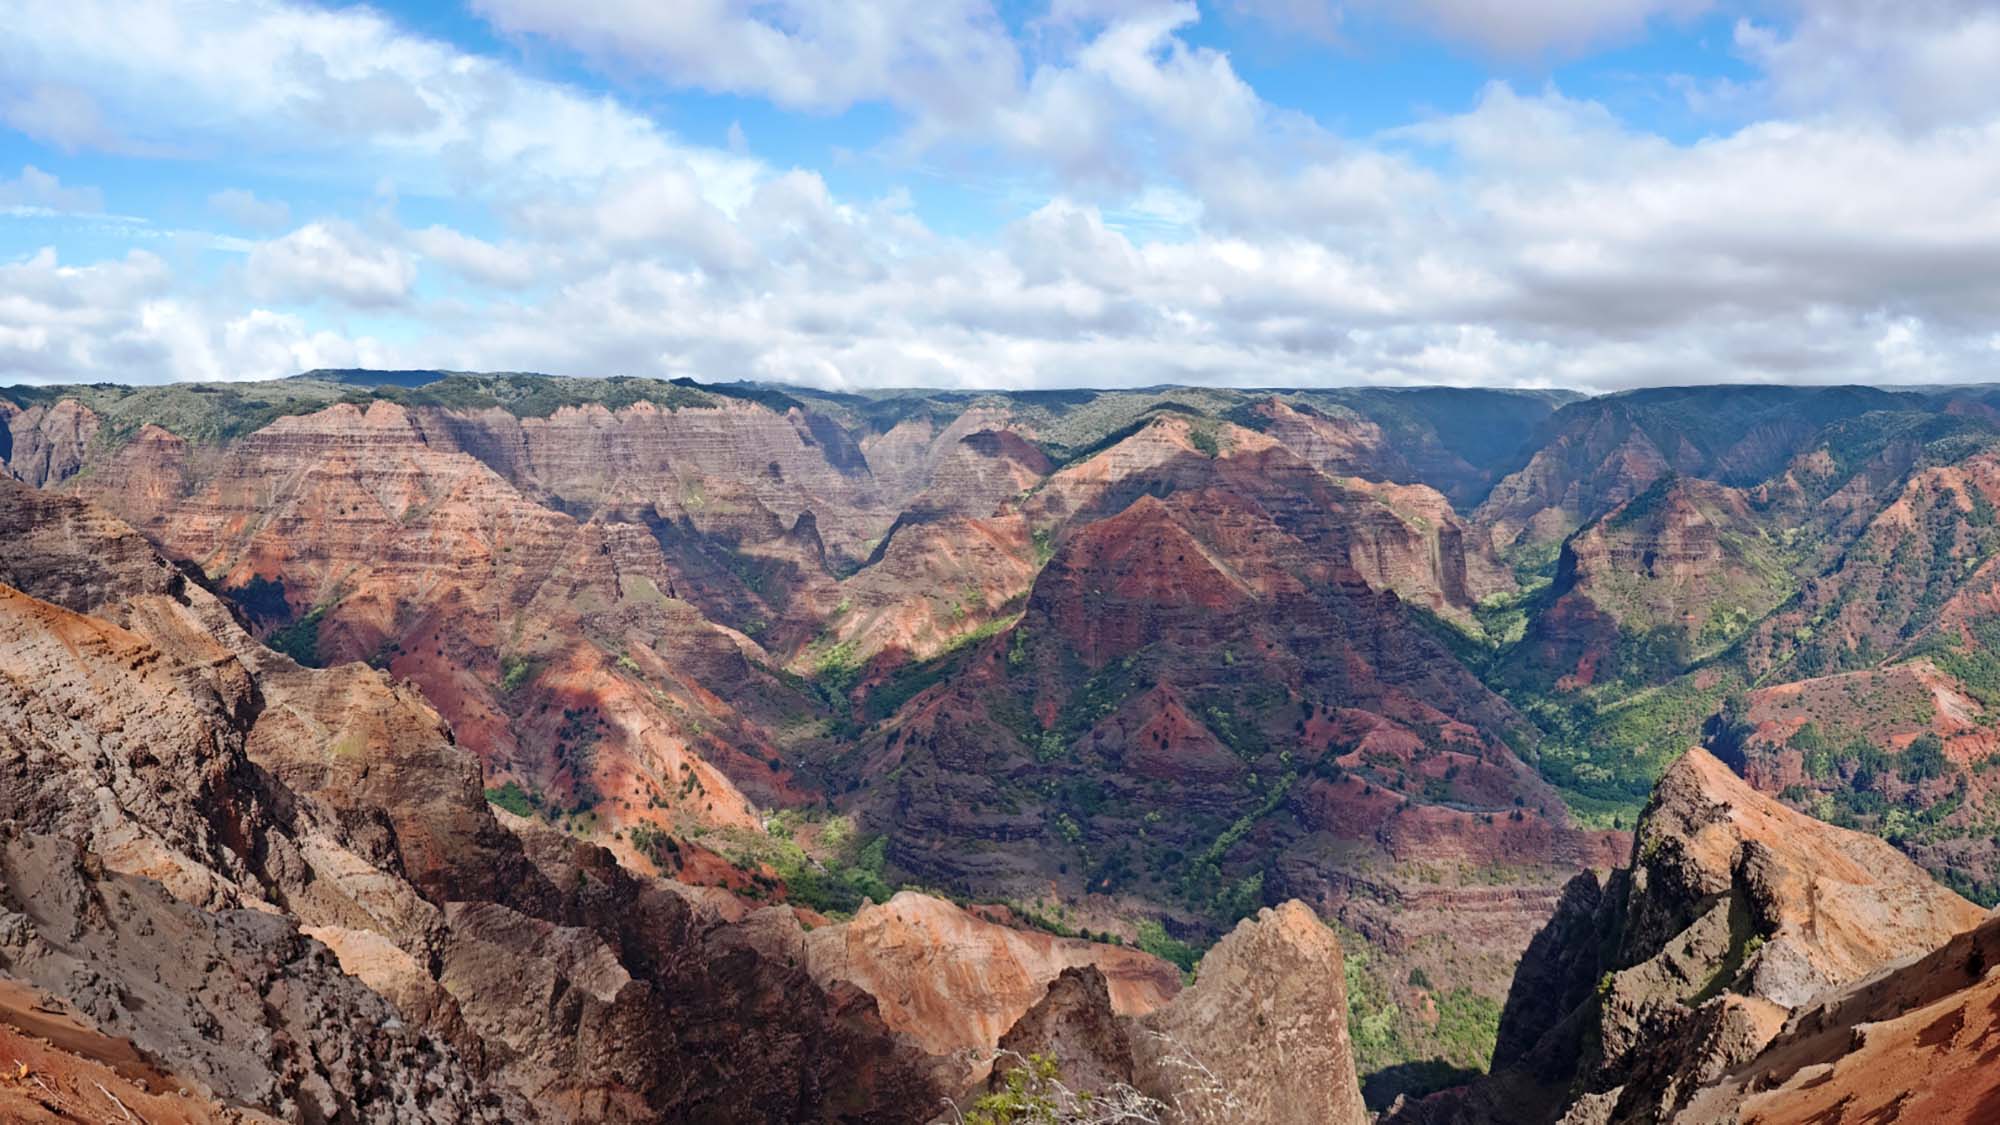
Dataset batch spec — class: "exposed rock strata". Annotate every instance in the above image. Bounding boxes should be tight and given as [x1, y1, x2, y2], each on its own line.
[1393, 747, 1986, 1125]
[992, 901, 1369, 1125]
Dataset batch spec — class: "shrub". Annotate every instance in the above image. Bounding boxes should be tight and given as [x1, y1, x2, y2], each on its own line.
[500, 656, 536, 693]
[1900, 733, 1949, 783]
[484, 781, 537, 818]
[1135, 920, 1202, 974]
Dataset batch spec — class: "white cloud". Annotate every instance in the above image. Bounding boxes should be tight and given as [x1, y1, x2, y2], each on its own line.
[207, 188, 292, 232]
[0, 0, 764, 202]
[12, 0, 2000, 397]
[410, 226, 536, 290]
[0, 83, 143, 154]
[247, 222, 416, 308]
[0, 166, 106, 215]
[0, 247, 382, 385]
[1735, 0, 2000, 129]
[470, 0, 1020, 124]
[980, 3, 1266, 186]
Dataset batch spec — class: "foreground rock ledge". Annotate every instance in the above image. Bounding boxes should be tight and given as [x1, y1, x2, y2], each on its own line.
[1393, 746, 1991, 1125]
[988, 900, 1369, 1125]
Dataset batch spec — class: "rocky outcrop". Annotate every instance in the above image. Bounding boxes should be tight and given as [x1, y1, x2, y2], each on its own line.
[1027, 414, 1510, 621]
[732, 890, 1179, 1086]
[55, 399, 806, 841]
[1476, 404, 1672, 556]
[993, 901, 1369, 1125]
[1247, 397, 1402, 481]
[0, 479, 960, 1122]
[1681, 910, 2000, 1124]
[0, 827, 505, 1123]
[1398, 747, 1986, 1125]
[426, 398, 892, 564]
[0, 973, 247, 1124]
[847, 471, 1605, 1038]
[0, 399, 99, 487]
[1475, 386, 1916, 559]
[993, 966, 1138, 1096]
[824, 512, 1037, 665]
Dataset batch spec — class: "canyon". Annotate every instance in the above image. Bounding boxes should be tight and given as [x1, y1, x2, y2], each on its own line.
[7, 372, 2000, 1120]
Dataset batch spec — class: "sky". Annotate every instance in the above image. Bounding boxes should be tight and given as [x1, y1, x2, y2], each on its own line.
[2, 0, 1999, 391]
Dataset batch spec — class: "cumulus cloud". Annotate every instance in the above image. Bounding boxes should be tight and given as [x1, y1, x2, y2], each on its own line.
[11, 0, 2000, 396]
[0, 166, 106, 216]
[978, 2, 1269, 188]
[1735, 0, 2000, 128]
[247, 223, 416, 308]
[0, 0, 763, 199]
[0, 247, 385, 384]
[409, 226, 536, 290]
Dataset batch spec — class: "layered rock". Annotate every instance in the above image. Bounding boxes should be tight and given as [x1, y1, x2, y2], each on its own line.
[1475, 400, 1671, 557]
[736, 890, 1180, 1081]
[1026, 414, 1512, 622]
[991, 901, 1369, 1125]
[1246, 397, 1402, 481]
[1681, 910, 2000, 1124]
[1474, 386, 1909, 559]
[0, 399, 99, 487]
[428, 397, 891, 564]
[1503, 477, 1792, 692]
[0, 479, 960, 1122]
[57, 399, 803, 843]
[1396, 747, 1986, 1124]
[845, 468, 1608, 1048]
[0, 827, 504, 1123]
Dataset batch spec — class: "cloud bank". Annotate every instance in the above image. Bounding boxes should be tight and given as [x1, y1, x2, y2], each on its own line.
[2, 0, 1998, 390]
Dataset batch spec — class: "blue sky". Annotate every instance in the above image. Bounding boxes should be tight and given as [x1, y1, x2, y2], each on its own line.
[3, 0, 1998, 389]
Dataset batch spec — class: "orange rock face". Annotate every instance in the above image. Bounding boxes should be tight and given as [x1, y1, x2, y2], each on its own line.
[791, 891, 1180, 1063]
[1705, 913, 2000, 1125]
[992, 900, 1370, 1125]
[0, 478, 960, 1123]
[0, 398, 99, 487]
[1404, 747, 1989, 1125]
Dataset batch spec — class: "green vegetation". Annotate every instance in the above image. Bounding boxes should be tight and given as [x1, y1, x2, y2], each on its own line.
[500, 655, 538, 694]
[363, 373, 715, 418]
[4, 379, 353, 451]
[1187, 424, 1221, 458]
[1927, 616, 2000, 709]
[716, 812, 894, 917]
[858, 613, 1021, 724]
[1031, 526, 1056, 567]
[484, 780, 539, 818]
[1900, 733, 1949, 783]
[1134, 919, 1203, 974]
[628, 823, 680, 868]
[0, 374, 730, 461]
[964, 1053, 1167, 1125]
[1512, 668, 1745, 826]
[266, 605, 328, 667]
[1341, 923, 1502, 1110]
[965, 1053, 1066, 1125]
